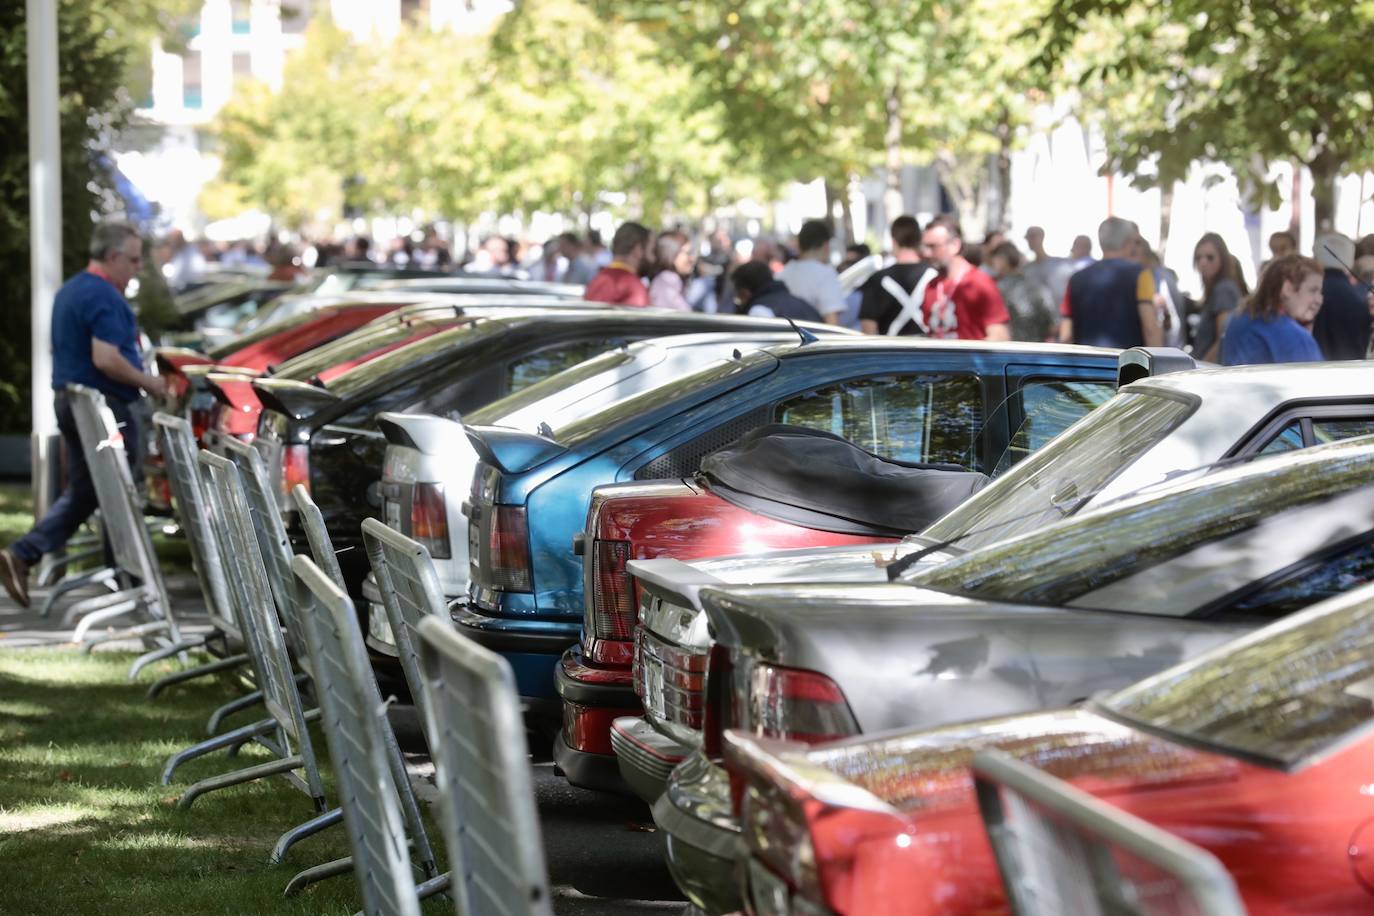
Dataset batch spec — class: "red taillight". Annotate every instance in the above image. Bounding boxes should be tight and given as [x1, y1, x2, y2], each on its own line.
[488, 506, 531, 592]
[283, 444, 310, 498]
[190, 407, 210, 443]
[411, 482, 450, 559]
[590, 540, 635, 639]
[745, 662, 858, 745]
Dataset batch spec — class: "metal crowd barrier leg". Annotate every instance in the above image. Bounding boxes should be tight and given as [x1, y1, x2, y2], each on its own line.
[146, 652, 249, 700]
[271, 807, 345, 865]
[38, 565, 119, 617]
[415, 615, 554, 916]
[290, 555, 423, 916]
[161, 716, 281, 785]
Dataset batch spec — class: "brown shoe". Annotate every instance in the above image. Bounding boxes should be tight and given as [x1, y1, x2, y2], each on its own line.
[0, 549, 30, 608]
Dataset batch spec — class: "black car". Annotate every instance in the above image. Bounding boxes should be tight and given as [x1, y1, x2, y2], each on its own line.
[251, 309, 840, 598]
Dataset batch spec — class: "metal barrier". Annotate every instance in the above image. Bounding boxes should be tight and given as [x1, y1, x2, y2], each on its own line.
[416, 614, 553, 916]
[972, 750, 1247, 916]
[160, 450, 326, 816]
[61, 386, 181, 673]
[139, 413, 251, 692]
[281, 485, 443, 898]
[291, 554, 426, 916]
[361, 516, 447, 733]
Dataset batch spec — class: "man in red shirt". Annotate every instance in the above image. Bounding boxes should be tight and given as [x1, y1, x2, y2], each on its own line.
[919, 216, 1011, 340]
[585, 222, 651, 306]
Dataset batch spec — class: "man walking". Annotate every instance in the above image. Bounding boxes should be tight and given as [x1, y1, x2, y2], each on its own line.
[0, 222, 165, 607]
[1058, 217, 1163, 349]
[585, 222, 651, 306]
[918, 216, 1011, 340]
[778, 220, 847, 324]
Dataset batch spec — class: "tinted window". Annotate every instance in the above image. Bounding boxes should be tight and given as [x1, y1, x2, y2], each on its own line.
[909, 439, 1374, 606]
[470, 348, 634, 425]
[1102, 585, 1374, 768]
[772, 374, 982, 465]
[994, 380, 1116, 473]
[1223, 537, 1374, 621]
[322, 324, 490, 398]
[922, 392, 1193, 551]
[1314, 417, 1374, 445]
[505, 340, 608, 393]
[1257, 420, 1305, 455]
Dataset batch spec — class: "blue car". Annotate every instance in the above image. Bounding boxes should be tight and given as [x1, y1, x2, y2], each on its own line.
[459, 337, 1127, 712]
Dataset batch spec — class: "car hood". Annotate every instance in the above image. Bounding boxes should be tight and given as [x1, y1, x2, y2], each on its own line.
[700, 581, 1247, 735]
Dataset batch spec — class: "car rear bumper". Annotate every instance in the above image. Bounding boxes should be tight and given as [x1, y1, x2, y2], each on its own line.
[361, 573, 400, 657]
[611, 715, 689, 804]
[552, 729, 632, 795]
[450, 600, 579, 701]
[653, 751, 741, 915]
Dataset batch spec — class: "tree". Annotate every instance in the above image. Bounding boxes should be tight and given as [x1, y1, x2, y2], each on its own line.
[1035, 0, 1374, 229]
[1, 0, 194, 432]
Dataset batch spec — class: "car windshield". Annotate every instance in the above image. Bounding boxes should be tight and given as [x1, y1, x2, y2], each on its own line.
[1099, 583, 1374, 769]
[549, 349, 778, 447]
[922, 391, 1194, 551]
[467, 347, 637, 427]
[906, 438, 1374, 606]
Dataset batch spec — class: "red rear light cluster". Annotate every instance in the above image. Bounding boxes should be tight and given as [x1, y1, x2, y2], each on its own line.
[590, 540, 636, 639]
[744, 662, 859, 745]
[488, 505, 532, 592]
[411, 482, 450, 559]
[283, 444, 311, 499]
[190, 407, 211, 443]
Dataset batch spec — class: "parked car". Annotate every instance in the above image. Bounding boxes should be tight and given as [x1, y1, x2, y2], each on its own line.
[460, 339, 1122, 724]
[365, 329, 855, 652]
[559, 357, 1131, 790]
[162, 274, 297, 346]
[617, 358, 1374, 808]
[254, 310, 816, 603]
[653, 434, 1374, 913]
[726, 575, 1374, 916]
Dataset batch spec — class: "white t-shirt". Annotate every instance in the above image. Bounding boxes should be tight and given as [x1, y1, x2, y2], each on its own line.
[778, 258, 846, 318]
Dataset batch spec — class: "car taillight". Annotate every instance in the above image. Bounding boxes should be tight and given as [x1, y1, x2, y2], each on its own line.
[744, 662, 858, 745]
[190, 407, 210, 443]
[411, 482, 450, 559]
[589, 539, 635, 639]
[488, 505, 531, 592]
[283, 444, 310, 498]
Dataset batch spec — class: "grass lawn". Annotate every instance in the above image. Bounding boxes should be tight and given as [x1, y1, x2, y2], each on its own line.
[0, 648, 448, 915]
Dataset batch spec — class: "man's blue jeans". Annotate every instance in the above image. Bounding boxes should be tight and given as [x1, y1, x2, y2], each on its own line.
[11, 391, 137, 566]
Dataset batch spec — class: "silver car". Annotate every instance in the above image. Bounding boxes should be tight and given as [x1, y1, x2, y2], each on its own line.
[364, 329, 849, 654]
[636, 384, 1374, 913]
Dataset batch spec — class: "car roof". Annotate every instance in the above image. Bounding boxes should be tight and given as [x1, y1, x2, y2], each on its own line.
[761, 336, 1121, 360]
[1129, 360, 1374, 399]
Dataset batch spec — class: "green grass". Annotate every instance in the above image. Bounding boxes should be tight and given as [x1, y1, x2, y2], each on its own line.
[0, 648, 448, 915]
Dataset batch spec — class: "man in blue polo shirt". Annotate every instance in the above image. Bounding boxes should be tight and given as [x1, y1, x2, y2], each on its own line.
[0, 222, 165, 607]
[1058, 216, 1164, 349]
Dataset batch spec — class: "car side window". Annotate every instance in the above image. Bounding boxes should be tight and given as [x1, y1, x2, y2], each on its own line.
[993, 379, 1116, 474]
[1256, 420, 1306, 455]
[505, 340, 609, 394]
[1253, 414, 1374, 455]
[771, 373, 982, 465]
[1219, 536, 1374, 622]
[1313, 417, 1374, 445]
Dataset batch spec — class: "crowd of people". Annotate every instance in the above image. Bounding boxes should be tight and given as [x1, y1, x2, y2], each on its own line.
[160, 209, 1374, 368]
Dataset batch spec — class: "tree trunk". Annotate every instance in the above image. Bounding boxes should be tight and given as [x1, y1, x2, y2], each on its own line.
[1159, 181, 1174, 257]
[1289, 162, 1302, 238]
[1310, 156, 1338, 233]
[988, 111, 1013, 231]
[823, 179, 844, 248]
[883, 84, 904, 236]
[838, 182, 856, 249]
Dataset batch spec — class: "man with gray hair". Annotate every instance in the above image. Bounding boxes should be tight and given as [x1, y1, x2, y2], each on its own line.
[0, 221, 165, 607]
[1058, 216, 1163, 349]
[1311, 231, 1370, 360]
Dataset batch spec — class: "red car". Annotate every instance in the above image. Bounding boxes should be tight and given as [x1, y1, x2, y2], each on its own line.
[725, 581, 1374, 916]
[147, 300, 404, 510]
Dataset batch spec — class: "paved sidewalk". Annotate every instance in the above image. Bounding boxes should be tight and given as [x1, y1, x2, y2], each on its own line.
[0, 568, 211, 650]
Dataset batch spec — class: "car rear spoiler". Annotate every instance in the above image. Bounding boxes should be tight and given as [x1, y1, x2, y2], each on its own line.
[464, 424, 567, 475]
[625, 558, 727, 615]
[1117, 347, 1196, 387]
[376, 411, 468, 454]
[203, 372, 263, 411]
[252, 377, 341, 421]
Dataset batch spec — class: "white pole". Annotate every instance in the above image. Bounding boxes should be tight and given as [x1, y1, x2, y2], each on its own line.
[27, 0, 61, 519]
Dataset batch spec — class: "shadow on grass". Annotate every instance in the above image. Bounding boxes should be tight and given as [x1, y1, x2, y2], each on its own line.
[0, 648, 450, 916]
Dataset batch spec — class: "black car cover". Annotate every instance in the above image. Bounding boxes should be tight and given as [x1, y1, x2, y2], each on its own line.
[697, 424, 990, 537]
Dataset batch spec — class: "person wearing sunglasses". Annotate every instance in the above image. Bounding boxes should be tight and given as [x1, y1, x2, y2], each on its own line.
[1189, 232, 1248, 361]
[0, 221, 165, 608]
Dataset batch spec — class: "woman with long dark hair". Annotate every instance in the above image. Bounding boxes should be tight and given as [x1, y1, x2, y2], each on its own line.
[647, 231, 695, 311]
[1220, 254, 1323, 365]
[1191, 232, 1248, 361]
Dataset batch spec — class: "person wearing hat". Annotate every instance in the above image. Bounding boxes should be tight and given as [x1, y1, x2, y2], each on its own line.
[1311, 232, 1372, 360]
